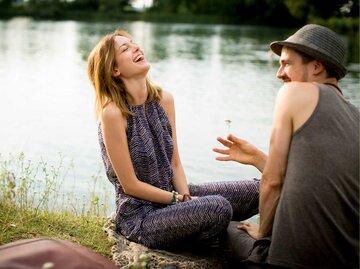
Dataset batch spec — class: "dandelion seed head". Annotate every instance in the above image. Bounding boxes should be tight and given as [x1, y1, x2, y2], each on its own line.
[42, 262, 55, 269]
[225, 119, 232, 133]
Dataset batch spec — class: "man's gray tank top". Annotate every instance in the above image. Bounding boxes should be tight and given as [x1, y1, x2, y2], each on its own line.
[268, 84, 359, 268]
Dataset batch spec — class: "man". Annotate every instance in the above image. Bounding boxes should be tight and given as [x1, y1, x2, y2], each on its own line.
[214, 24, 359, 268]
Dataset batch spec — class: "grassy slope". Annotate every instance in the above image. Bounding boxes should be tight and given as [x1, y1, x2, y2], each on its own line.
[0, 203, 112, 259]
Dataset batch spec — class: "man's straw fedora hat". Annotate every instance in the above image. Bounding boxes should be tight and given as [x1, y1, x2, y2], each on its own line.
[270, 24, 347, 79]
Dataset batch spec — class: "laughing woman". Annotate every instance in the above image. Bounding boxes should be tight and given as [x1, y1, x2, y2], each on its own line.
[87, 29, 259, 250]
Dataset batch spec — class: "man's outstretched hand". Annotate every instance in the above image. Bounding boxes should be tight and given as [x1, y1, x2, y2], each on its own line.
[213, 134, 267, 172]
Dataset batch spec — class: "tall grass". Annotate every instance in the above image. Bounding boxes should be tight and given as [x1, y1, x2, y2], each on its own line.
[0, 152, 114, 258]
[0, 152, 110, 216]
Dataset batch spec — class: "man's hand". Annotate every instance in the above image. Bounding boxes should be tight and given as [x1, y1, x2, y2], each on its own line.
[213, 134, 267, 172]
[237, 222, 260, 240]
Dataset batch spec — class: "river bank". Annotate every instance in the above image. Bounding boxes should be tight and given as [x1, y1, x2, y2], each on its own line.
[0, 203, 112, 258]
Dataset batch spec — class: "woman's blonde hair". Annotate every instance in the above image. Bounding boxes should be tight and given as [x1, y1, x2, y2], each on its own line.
[87, 29, 162, 119]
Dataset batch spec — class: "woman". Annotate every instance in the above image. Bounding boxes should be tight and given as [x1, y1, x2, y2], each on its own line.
[87, 29, 259, 249]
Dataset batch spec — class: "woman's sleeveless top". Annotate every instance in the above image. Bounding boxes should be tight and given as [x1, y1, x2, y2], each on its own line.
[98, 100, 174, 241]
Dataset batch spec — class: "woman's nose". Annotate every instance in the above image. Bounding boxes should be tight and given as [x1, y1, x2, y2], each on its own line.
[131, 43, 140, 51]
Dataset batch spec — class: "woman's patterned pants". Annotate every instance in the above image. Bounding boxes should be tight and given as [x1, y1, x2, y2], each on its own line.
[138, 179, 260, 249]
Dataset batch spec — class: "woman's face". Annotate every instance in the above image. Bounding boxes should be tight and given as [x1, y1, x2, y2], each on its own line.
[112, 35, 150, 79]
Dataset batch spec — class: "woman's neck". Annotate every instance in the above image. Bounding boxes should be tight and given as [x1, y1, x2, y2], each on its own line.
[124, 78, 148, 105]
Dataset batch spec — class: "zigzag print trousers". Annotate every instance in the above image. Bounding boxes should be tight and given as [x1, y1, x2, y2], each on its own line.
[139, 179, 260, 249]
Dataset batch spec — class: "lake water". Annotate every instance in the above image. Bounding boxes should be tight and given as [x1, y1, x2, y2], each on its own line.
[0, 18, 359, 212]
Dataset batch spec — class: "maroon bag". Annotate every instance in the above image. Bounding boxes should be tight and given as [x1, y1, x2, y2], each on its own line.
[0, 238, 118, 269]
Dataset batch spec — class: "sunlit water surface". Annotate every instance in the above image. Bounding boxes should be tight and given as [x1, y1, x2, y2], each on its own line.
[0, 18, 359, 213]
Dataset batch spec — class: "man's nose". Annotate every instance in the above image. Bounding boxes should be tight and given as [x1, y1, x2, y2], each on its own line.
[276, 66, 284, 79]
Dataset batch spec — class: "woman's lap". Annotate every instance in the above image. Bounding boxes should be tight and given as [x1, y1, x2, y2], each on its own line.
[138, 179, 260, 248]
[189, 179, 260, 220]
[139, 195, 232, 248]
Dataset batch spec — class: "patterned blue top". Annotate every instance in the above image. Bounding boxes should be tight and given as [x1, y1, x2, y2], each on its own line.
[98, 100, 174, 241]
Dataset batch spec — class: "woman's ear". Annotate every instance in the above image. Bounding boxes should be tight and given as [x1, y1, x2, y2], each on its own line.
[112, 67, 120, 77]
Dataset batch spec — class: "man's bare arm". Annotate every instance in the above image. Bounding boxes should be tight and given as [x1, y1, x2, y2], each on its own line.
[258, 84, 294, 238]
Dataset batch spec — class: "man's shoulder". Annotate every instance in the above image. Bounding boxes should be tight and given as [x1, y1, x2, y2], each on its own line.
[275, 82, 319, 128]
[278, 82, 318, 102]
[280, 82, 317, 92]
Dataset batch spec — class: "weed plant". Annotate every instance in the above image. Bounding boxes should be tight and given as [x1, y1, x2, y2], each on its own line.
[0, 152, 113, 258]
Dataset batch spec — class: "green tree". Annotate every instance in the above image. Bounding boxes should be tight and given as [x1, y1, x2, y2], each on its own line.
[151, 0, 182, 13]
[66, 0, 133, 12]
[98, 0, 131, 12]
[0, 0, 12, 8]
[67, 0, 99, 11]
[27, 0, 66, 19]
[149, 0, 358, 26]
[285, 0, 355, 22]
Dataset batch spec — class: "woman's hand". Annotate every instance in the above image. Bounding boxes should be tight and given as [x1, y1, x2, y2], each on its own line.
[179, 194, 198, 202]
[213, 134, 267, 172]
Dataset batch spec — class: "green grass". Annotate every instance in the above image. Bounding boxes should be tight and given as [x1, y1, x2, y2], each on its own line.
[0, 152, 113, 259]
[0, 203, 112, 258]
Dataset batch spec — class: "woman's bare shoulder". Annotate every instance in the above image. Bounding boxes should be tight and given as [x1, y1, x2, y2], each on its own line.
[101, 102, 125, 125]
[159, 90, 174, 110]
[160, 90, 174, 105]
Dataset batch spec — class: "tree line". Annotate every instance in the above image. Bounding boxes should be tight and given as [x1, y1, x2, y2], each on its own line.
[0, 0, 133, 19]
[0, 0, 358, 29]
[149, 0, 358, 26]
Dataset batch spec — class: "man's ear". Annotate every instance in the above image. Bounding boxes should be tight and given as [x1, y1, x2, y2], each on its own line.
[313, 60, 325, 76]
[112, 67, 120, 77]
